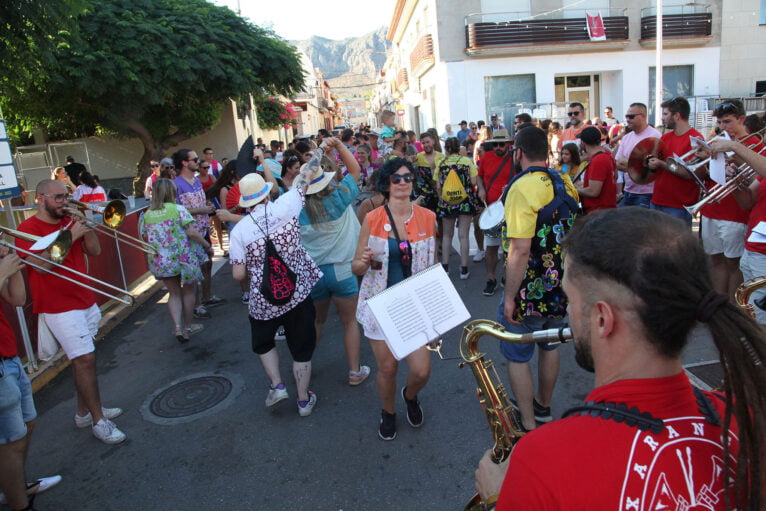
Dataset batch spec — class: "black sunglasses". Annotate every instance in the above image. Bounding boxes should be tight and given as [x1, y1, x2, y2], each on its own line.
[713, 101, 741, 117]
[398, 240, 411, 267]
[150, 163, 160, 167]
[494, 142, 507, 148]
[390, 173, 414, 184]
[200, 166, 210, 170]
[625, 114, 640, 120]
[567, 111, 581, 116]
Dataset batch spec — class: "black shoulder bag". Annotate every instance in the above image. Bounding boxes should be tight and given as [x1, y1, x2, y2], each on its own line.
[251, 205, 297, 305]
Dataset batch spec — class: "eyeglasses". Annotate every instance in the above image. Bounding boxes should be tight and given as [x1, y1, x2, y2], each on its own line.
[398, 240, 411, 268]
[41, 193, 68, 203]
[390, 173, 414, 184]
[150, 163, 160, 167]
[567, 111, 582, 117]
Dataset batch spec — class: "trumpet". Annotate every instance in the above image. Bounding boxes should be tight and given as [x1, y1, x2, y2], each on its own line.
[68, 199, 156, 255]
[0, 228, 134, 305]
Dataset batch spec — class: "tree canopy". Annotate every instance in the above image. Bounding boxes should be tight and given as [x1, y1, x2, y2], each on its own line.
[1, 0, 305, 188]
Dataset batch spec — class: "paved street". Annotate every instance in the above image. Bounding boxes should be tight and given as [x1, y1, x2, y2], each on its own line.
[20, 240, 718, 511]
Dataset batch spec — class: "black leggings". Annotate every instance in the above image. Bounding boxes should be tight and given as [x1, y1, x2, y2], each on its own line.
[249, 297, 316, 362]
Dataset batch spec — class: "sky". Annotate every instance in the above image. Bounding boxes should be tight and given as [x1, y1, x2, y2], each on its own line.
[212, 0, 396, 41]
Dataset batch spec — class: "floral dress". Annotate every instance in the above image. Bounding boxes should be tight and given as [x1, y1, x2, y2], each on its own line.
[141, 203, 207, 284]
[435, 154, 480, 218]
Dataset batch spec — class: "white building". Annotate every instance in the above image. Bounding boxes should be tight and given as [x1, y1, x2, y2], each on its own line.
[383, 0, 764, 134]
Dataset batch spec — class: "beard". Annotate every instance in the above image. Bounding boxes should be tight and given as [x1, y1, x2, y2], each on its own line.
[574, 334, 595, 373]
[45, 201, 66, 220]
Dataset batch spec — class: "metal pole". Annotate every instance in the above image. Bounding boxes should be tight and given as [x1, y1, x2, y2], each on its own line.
[655, 0, 664, 127]
[1, 198, 37, 371]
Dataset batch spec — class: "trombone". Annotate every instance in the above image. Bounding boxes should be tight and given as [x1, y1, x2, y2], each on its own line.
[683, 140, 766, 217]
[0, 227, 134, 306]
[68, 199, 156, 255]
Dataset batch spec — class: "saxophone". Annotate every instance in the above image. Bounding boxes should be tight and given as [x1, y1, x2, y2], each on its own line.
[734, 275, 766, 318]
[457, 319, 572, 510]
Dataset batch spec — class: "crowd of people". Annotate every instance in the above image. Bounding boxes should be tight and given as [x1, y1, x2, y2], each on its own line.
[1, 98, 765, 510]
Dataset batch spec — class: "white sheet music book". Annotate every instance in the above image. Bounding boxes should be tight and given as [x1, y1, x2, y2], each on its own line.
[366, 264, 470, 360]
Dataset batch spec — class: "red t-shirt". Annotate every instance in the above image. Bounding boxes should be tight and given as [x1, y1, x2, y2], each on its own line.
[651, 129, 703, 208]
[199, 174, 214, 192]
[478, 151, 514, 204]
[745, 176, 766, 254]
[498, 373, 738, 510]
[0, 310, 18, 357]
[702, 135, 763, 223]
[582, 152, 617, 213]
[16, 216, 96, 314]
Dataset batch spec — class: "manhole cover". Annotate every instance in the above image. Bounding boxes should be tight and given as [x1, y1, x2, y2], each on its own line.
[150, 375, 232, 418]
[685, 361, 723, 391]
[141, 372, 243, 425]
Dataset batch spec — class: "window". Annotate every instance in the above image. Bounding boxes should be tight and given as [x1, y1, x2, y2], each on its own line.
[485, 74, 536, 127]
[756, 81, 766, 97]
[648, 65, 694, 122]
[761, 0, 766, 25]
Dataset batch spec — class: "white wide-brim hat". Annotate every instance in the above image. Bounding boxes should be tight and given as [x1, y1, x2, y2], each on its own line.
[238, 173, 273, 208]
[305, 165, 336, 195]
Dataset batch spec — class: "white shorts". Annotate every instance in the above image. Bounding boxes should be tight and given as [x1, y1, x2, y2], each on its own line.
[484, 232, 502, 247]
[701, 217, 746, 259]
[43, 303, 101, 360]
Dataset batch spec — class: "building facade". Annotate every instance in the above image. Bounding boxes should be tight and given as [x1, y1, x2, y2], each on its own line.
[382, 0, 765, 134]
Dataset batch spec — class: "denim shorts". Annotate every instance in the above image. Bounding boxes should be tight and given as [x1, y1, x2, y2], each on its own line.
[496, 299, 566, 363]
[310, 263, 359, 302]
[0, 356, 37, 444]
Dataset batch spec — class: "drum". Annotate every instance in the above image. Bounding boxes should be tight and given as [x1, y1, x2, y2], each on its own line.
[478, 201, 504, 237]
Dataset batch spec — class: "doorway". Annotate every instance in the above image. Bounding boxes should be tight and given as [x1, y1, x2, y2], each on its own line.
[555, 75, 600, 121]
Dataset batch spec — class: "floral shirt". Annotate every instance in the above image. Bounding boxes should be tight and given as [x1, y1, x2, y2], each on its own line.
[174, 175, 210, 236]
[141, 203, 207, 285]
[356, 204, 436, 339]
[229, 189, 322, 320]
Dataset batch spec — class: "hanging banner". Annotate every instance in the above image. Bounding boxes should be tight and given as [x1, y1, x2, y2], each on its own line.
[0, 121, 21, 199]
[586, 12, 607, 41]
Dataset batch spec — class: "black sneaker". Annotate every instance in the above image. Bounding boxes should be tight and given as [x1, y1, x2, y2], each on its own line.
[533, 398, 552, 423]
[483, 279, 498, 296]
[401, 386, 424, 427]
[379, 410, 397, 440]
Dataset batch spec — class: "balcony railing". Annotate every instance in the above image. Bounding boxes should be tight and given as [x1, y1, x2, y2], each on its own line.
[397, 68, 409, 91]
[465, 9, 628, 54]
[409, 34, 434, 77]
[640, 5, 712, 40]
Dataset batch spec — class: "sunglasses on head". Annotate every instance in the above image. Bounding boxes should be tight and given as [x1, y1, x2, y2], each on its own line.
[713, 101, 742, 117]
[567, 111, 581, 116]
[390, 173, 414, 184]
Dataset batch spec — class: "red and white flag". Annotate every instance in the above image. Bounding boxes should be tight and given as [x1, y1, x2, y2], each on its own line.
[586, 12, 606, 41]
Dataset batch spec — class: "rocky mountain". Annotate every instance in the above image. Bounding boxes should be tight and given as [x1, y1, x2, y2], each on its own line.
[293, 26, 390, 98]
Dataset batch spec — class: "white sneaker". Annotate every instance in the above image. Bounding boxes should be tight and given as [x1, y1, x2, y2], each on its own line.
[472, 250, 485, 262]
[298, 391, 317, 417]
[0, 475, 62, 504]
[75, 407, 124, 428]
[241, 291, 250, 304]
[92, 418, 126, 444]
[265, 383, 288, 407]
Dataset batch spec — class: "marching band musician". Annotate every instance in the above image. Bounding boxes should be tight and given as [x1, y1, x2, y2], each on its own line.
[0, 246, 61, 510]
[711, 135, 766, 324]
[16, 179, 126, 445]
[476, 207, 765, 511]
[698, 100, 763, 300]
[646, 96, 705, 226]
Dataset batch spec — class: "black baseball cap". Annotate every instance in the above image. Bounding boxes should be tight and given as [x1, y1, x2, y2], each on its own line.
[577, 126, 602, 145]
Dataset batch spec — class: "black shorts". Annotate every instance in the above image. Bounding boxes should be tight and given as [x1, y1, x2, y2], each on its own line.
[248, 297, 316, 362]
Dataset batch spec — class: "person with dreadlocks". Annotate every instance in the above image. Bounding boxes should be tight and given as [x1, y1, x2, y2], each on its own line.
[298, 137, 370, 387]
[475, 207, 765, 511]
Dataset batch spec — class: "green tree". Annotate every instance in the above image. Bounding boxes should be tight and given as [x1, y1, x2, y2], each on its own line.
[1, 0, 304, 191]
